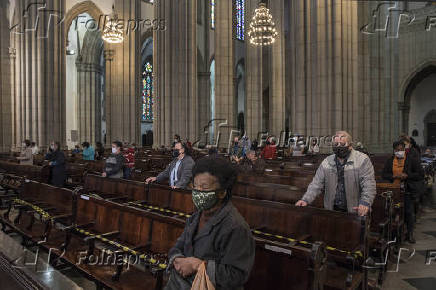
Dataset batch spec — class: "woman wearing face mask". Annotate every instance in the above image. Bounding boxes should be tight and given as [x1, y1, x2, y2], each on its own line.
[16, 140, 33, 165]
[165, 157, 255, 290]
[102, 141, 125, 179]
[45, 141, 66, 187]
[382, 141, 425, 244]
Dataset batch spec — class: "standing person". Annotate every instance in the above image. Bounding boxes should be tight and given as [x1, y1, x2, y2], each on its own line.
[165, 157, 255, 289]
[17, 140, 33, 165]
[45, 141, 66, 187]
[102, 141, 125, 179]
[229, 136, 245, 163]
[95, 142, 105, 160]
[382, 141, 424, 243]
[260, 137, 277, 160]
[82, 142, 95, 161]
[172, 134, 181, 148]
[308, 139, 320, 154]
[239, 150, 266, 174]
[31, 142, 39, 155]
[296, 131, 377, 216]
[146, 142, 195, 189]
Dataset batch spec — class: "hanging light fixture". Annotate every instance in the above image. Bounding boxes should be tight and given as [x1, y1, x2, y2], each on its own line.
[102, 5, 124, 44]
[247, 3, 278, 46]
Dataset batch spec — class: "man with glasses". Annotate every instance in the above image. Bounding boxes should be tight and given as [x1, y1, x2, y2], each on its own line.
[296, 131, 376, 216]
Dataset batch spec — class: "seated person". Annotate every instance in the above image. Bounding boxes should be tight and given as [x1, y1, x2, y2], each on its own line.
[239, 150, 266, 174]
[423, 148, 434, 158]
[229, 136, 245, 163]
[72, 145, 81, 154]
[102, 141, 125, 179]
[165, 157, 255, 289]
[260, 137, 277, 159]
[146, 142, 195, 189]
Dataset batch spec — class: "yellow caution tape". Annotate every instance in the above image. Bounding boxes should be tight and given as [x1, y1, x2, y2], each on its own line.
[73, 226, 168, 268]
[127, 201, 192, 218]
[13, 198, 52, 221]
[252, 229, 363, 258]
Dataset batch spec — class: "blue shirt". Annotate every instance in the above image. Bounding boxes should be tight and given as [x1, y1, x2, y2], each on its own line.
[82, 146, 95, 161]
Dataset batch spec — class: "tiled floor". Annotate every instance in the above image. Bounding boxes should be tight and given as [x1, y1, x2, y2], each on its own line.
[381, 185, 436, 290]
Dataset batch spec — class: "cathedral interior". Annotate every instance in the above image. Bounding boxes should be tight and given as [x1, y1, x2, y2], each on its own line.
[0, 1, 436, 290]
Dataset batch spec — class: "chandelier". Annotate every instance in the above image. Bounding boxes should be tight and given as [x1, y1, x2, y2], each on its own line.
[247, 3, 278, 46]
[102, 5, 124, 44]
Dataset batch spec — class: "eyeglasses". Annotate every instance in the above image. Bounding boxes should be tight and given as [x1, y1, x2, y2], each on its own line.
[332, 142, 348, 147]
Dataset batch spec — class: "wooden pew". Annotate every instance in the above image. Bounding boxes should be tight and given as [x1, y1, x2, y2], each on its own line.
[57, 195, 184, 290]
[232, 196, 368, 290]
[0, 161, 50, 183]
[0, 181, 75, 245]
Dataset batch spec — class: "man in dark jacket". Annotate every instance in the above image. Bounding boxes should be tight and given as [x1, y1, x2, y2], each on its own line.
[146, 142, 195, 189]
[45, 141, 66, 187]
[102, 141, 125, 179]
[382, 141, 425, 243]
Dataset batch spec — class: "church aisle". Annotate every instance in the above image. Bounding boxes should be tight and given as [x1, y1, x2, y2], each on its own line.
[382, 184, 436, 290]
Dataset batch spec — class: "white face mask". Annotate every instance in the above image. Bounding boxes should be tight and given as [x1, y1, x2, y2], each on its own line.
[112, 147, 117, 154]
[395, 151, 405, 159]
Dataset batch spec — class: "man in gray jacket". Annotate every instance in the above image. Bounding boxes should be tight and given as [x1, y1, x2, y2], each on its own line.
[296, 131, 376, 216]
[146, 142, 195, 189]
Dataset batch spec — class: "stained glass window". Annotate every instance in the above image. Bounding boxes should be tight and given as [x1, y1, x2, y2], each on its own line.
[236, 0, 245, 40]
[211, 0, 216, 29]
[141, 62, 153, 121]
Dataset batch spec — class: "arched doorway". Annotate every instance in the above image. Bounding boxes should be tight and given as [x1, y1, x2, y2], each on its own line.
[65, 2, 105, 148]
[403, 65, 436, 147]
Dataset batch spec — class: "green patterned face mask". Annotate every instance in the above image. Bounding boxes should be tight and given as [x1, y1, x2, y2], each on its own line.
[192, 189, 222, 211]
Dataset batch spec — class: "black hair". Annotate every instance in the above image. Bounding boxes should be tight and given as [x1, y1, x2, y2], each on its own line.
[82, 141, 90, 148]
[112, 140, 123, 149]
[175, 141, 192, 156]
[393, 141, 405, 149]
[23, 140, 31, 147]
[31, 142, 36, 146]
[192, 157, 237, 200]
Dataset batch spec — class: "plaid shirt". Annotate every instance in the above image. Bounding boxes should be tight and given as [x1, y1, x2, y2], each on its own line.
[334, 156, 348, 210]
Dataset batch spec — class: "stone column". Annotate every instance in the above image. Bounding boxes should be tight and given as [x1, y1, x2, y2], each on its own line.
[76, 61, 103, 145]
[214, 0, 235, 147]
[0, 0, 13, 152]
[245, 0, 262, 140]
[269, 0, 286, 138]
[11, 0, 66, 148]
[154, 0, 198, 147]
[104, 49, 114, 145]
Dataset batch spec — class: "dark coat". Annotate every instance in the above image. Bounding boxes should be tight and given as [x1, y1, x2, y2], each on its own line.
[165, 202, 255, 290]
[45, 150, 66, 187]
[382, 153, 425, 194]
[156, 156, 195, 188]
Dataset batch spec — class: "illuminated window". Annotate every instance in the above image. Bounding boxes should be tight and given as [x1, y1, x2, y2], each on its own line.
[211, 0, 216, 29]
[236, 0, 245, 40]
[141, 62, 153, 121]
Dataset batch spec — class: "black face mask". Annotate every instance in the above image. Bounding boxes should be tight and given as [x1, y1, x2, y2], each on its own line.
[333, 146, 350, 159]
[172, 149, 180, 158]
